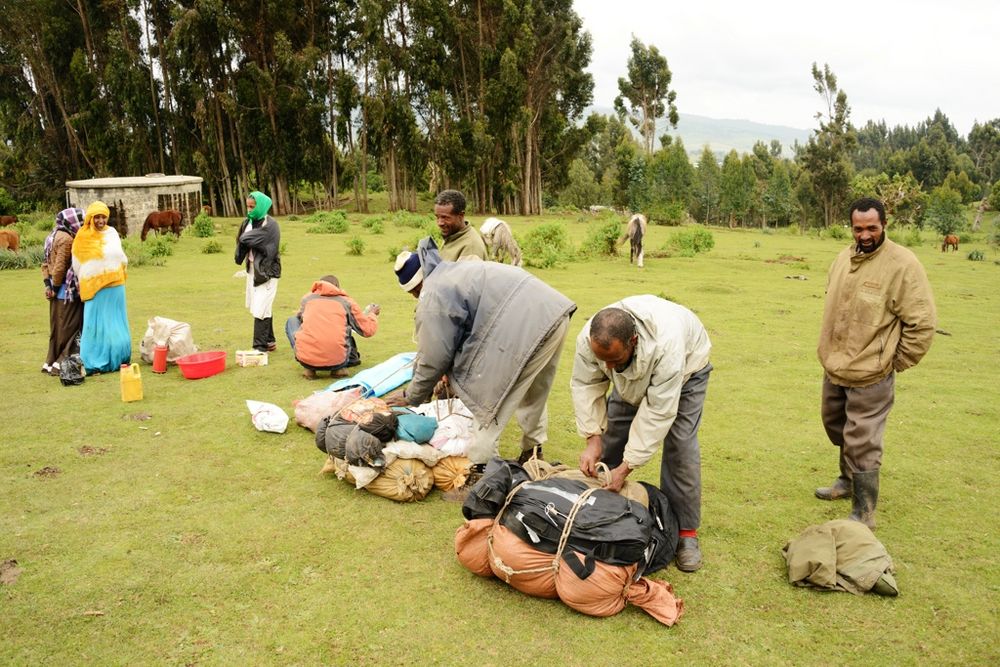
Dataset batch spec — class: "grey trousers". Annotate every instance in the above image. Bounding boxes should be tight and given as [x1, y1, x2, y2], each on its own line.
[466, 315, 571, 465]
[821, 372, 895, 474]
[601, 363, 712, 531]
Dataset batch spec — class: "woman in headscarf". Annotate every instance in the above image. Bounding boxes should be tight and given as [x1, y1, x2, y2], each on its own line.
[235, 191, 281, 352]
[71, 201, 132, 373]
[41, 207, 85, 375]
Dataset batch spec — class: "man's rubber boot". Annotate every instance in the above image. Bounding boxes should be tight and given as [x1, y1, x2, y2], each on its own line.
[848, 470, 879, 529]
[675, 536, 702, 572]
[815, 447, 851, 500]
[252, 318, 269, 352]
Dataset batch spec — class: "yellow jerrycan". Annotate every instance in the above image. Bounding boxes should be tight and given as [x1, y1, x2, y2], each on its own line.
[120, 363, 144, 402]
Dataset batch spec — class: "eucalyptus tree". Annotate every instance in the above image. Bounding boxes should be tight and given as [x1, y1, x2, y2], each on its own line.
[799, 63, 856, 228]
[614, 36, 677, 156]
[692, 146, 721, 225]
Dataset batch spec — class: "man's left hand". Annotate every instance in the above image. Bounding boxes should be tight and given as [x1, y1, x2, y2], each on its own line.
[602, 462, 632, 493]
[383, 392, 409, 408]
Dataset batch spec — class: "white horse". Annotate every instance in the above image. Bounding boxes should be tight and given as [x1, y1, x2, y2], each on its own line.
[479, 217, 523, 267]
[618, 213, 646, 267]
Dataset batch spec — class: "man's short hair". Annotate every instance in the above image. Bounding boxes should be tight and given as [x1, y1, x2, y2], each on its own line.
[319, 274, 340, 287]
[434, 189, 466, 215]
[849, 197, 887, 225]
[590, 308, 636, 348]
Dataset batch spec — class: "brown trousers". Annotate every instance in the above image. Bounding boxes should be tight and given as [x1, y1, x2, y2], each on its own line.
[821, 373, 895, 474]
[46, 297, 84, 366]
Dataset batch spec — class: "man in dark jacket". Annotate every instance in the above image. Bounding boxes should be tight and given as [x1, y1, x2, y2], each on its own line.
[386, 243, 575, 476]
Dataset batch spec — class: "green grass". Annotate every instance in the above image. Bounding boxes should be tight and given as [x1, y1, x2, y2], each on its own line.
[2, 211, 998, 665]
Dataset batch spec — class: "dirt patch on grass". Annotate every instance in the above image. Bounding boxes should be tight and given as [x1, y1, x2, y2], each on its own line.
[1, 559, 21, 585]
[33, 466, 61, 478]
[765, 254, 807, 264]
[78, 446, 110, 457]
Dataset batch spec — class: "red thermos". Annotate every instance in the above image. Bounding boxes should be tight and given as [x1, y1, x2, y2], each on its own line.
[152, 342, 168, 373]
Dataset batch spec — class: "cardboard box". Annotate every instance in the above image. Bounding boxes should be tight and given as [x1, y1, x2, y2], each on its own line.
[236, 350, 269, 367]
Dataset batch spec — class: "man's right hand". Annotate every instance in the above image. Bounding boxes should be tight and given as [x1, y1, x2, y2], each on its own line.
[578, 435, 604, 477]
[383, 392, 409, 408]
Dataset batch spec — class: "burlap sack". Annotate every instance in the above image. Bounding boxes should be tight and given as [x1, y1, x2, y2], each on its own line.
[363, 458, 434, 502]
[432, 455, 471, 491]
[455, 518, 493, 577]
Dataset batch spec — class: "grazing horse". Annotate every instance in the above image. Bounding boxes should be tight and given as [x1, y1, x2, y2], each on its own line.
[0, 215, 18, 227]
[941, 234, 959, 252]
[0, 228, 20, 251]
[479, 217, 523, 266]
[141, 209, 183, 241]
[619, 213, 647, 267]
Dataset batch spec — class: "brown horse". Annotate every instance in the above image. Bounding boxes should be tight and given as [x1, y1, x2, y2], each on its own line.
[0, 228, 20, 251]
[942, 234, 959, 252]
[142, 209, 182, 241]
[0, 215, 17, 227]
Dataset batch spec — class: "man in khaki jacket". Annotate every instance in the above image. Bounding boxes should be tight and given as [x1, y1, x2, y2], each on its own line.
[816, 197, 936, 529]
[571, 295, 712, 572]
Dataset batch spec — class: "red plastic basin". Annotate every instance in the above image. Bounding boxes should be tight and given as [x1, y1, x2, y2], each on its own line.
[176, 350, 227, 379]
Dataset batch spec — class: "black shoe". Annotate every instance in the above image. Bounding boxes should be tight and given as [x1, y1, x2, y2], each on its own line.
[675, 536, 703, 572]
[517, 446, 543, 465]
[815, 476, 851, 500]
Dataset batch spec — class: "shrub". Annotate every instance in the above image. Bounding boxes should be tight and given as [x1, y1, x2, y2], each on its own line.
[522, 223, 573, 268]
[305, 210, 349, 234]
[202, 239, 223, 254]
[122, 239, 165, 267]
[581, 219, 621, 257]
[0, 245, 44, 270]
[826, 225, 848, 240]
[664, 226, 715, 257]
[189, 212, 215, 237]
[647, 202, 687, 226]
[365, 219, 384, 235]
[899, 227, 923, 248]
[145, 236, 174, 258]
[390, 211, 432, 229]
[346, 236, 366, 256]
[967, 249, 984, 261]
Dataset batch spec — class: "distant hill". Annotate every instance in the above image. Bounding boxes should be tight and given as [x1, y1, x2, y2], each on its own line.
[586, 106, 811, 161]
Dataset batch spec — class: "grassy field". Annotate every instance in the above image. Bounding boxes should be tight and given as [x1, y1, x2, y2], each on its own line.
[1, 208, 998, 666]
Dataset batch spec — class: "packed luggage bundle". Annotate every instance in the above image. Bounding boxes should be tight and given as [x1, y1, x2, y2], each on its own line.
[315, 397, 474, 502]
[455, 458, 684, 626]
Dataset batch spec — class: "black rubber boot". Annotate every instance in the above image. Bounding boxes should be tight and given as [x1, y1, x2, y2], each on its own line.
[815, 447, 851, 500]
[252, 318, 269, 352]
[263, 317, 276, 351]
[848, 470, 879, 529]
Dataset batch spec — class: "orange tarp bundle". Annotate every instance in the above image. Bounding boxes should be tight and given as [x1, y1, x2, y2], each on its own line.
[455, 519, 684, 626]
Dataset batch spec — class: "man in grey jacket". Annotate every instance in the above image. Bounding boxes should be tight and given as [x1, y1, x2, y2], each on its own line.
[571, 295, 712, 572]
[386, 244, 576, 479]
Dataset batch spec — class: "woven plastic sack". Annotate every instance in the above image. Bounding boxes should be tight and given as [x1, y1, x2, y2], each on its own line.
[139, 316, 198, 364]
[294, 387, 362, 432]
[432, 455, 472, 491]
[363, 458, 434, 502]
[455, 518, 493, 577]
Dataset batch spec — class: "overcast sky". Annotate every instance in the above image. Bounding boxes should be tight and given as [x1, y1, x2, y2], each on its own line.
[574, 0, 999, 136]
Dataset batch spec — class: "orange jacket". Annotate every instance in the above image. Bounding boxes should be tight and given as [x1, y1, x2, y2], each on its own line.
[293, 281, 378, 368]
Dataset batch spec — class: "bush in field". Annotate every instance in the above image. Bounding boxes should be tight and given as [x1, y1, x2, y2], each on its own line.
[390, 211, 432, 229]
[190, 212, 215, 237]
[305, 211, 349, 234]
[899, 227, 923, 248]
[826, 224, 848, 240]
[346, 236, 366, 256]
[363, 218, 384, 234]
[647, 201, 686, 226]
[202, 239, 223, 254]
[521, 223, 573, 268]
[967, 249, 984, 261]
[146, 236, 174, 258]
[581, 219, 621, 257]
[0, 245, 44, 270]
[664, 226, 715, 257]
[122, 239, 165, 267]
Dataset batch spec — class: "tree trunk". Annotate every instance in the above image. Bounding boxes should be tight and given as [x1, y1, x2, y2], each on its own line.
[972, 197, 987, 231]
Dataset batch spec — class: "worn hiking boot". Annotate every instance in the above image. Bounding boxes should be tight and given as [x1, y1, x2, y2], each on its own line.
[675, 537, 703, 572]
[815, 476, 851, 500]
[442, 464, 485, 503]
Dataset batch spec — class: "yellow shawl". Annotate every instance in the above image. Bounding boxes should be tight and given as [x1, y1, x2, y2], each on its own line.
[71, 201, 128, 301]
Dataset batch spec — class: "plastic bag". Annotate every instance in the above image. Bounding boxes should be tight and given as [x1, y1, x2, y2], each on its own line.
[139, 316, 198, 364]
[246, 400, 289, 433]
[294, 387, 362, 432]
[59, 354, 85, 386]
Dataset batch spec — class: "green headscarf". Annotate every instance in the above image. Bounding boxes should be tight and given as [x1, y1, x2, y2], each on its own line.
[247, 191, 273, 221]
